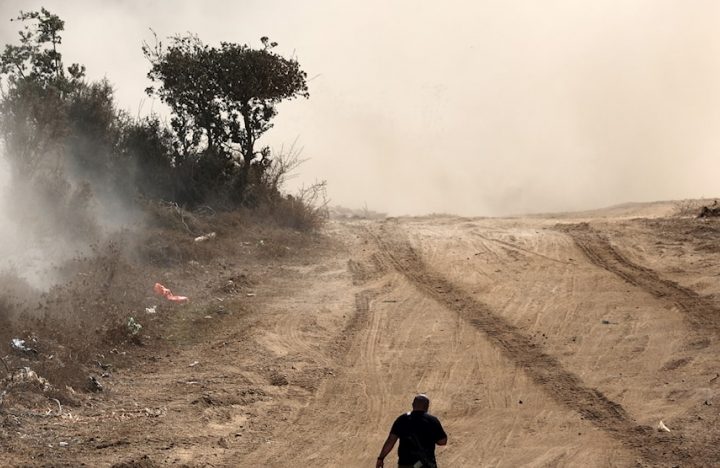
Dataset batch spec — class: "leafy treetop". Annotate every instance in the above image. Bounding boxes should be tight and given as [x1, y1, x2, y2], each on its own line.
[0, 7, 85, 89]
[143, 34, 308, 170]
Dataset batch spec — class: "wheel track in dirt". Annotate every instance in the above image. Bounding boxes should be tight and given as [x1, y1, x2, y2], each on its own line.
[369, 222, 688, 466]
[560, 223, 720, 333]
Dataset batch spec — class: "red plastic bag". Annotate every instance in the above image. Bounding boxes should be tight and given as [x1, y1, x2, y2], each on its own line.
[154, 283, 189, 303]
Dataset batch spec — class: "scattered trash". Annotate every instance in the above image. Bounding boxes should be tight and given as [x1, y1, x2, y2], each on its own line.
[189, 361, 199, 367]
[88, 376, 103, 393]
[246, 293, 256, 297]
[657, 420, 671, 432]
[11, 338, 37, 355]
[194, 232, 217, 242]
[11, 338, 28, 351]
[258, 240, 265, 246]
[145, 306, 157, 314]
[58, 441, 68, 447]
[204, 315, 212, 319]
[127, 318, 142, 336]
[154, 283, 189, 303]
[7, 367, 52, 391]
[96, 361, 112, 371]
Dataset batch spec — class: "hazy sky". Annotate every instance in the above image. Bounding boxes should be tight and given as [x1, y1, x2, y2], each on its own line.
[1, 0, 719, 216]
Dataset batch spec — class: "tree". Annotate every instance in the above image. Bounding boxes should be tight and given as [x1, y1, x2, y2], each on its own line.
[0, 8, 87, 178]
[143, 34, 309, 204]
[0, 8, 128, 240]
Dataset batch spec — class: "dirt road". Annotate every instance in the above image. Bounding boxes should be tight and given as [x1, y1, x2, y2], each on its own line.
[3, 208, 720, 467]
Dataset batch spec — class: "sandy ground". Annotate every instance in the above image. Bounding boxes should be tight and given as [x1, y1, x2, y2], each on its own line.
[2, 204, 720, 467]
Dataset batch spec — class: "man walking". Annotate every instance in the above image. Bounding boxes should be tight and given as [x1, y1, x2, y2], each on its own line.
[376, 394, 448, 468]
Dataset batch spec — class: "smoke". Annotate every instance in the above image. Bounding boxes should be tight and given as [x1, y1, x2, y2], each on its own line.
[0, 153, 69, 289]
[0, 144, 139, 291]
[1, 0, 719, 217]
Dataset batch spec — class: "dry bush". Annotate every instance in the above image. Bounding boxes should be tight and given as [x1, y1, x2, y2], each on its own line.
[256, 144, 329, 231]
[261, 140, 305, 195]
[673, 199, 709, 217]
[140, 199, 211, 235]
[267, 181, 329, 231]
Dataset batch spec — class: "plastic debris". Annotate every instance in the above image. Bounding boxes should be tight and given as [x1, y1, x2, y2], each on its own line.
[11, 338, 28, 351]
[10, 367, 51, 391]
[194, 232, 216, 242]
[189, 361, 199, 367]
[154, 283, 189, 303]
[657, 420, 671, 432]
[127, 317, 142, 336]
[11, 338, 37, 355]
[58, 442, 69, 448]
[1, 368, 52, 396]
[145, 306, 157, 314]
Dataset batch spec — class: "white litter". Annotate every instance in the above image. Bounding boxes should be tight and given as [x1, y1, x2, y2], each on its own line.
[657, 420, 671, 432]
[189, 361, 199, 367]
[194, 232, 216, 242]
[10, 367, 52, 391]
[145, 306, 157, 314]
[11, 338, 31, 352]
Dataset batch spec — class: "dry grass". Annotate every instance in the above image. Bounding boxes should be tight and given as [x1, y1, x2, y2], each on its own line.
[0, 198, 324, 408]
[269, 182, 329, 231]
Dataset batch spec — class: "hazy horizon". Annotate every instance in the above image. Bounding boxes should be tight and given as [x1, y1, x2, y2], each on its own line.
[1, 0, 719, 216]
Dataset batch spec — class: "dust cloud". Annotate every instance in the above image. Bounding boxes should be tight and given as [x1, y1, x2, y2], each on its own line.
[0, 147, 137, 290]
[1, 0, 720, 217]
[0, 153, 69, 289]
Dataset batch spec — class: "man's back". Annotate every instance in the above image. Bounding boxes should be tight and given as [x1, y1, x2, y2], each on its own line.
[376, 394, 447, 468]
[391, 410, 446, 466]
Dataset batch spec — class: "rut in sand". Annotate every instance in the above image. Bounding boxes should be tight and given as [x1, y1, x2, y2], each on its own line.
[369, 222, 689, 467]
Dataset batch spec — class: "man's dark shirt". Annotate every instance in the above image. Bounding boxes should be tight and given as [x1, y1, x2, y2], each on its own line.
[390, 410, 447, 466]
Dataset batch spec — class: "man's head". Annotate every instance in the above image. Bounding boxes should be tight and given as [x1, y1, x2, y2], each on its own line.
[412, 394, 430, 412]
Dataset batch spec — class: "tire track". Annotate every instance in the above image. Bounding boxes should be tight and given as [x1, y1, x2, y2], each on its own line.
[560, 222, 720, 332]
[369, 223, 687, 466]
[471, 231, 573, 265]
